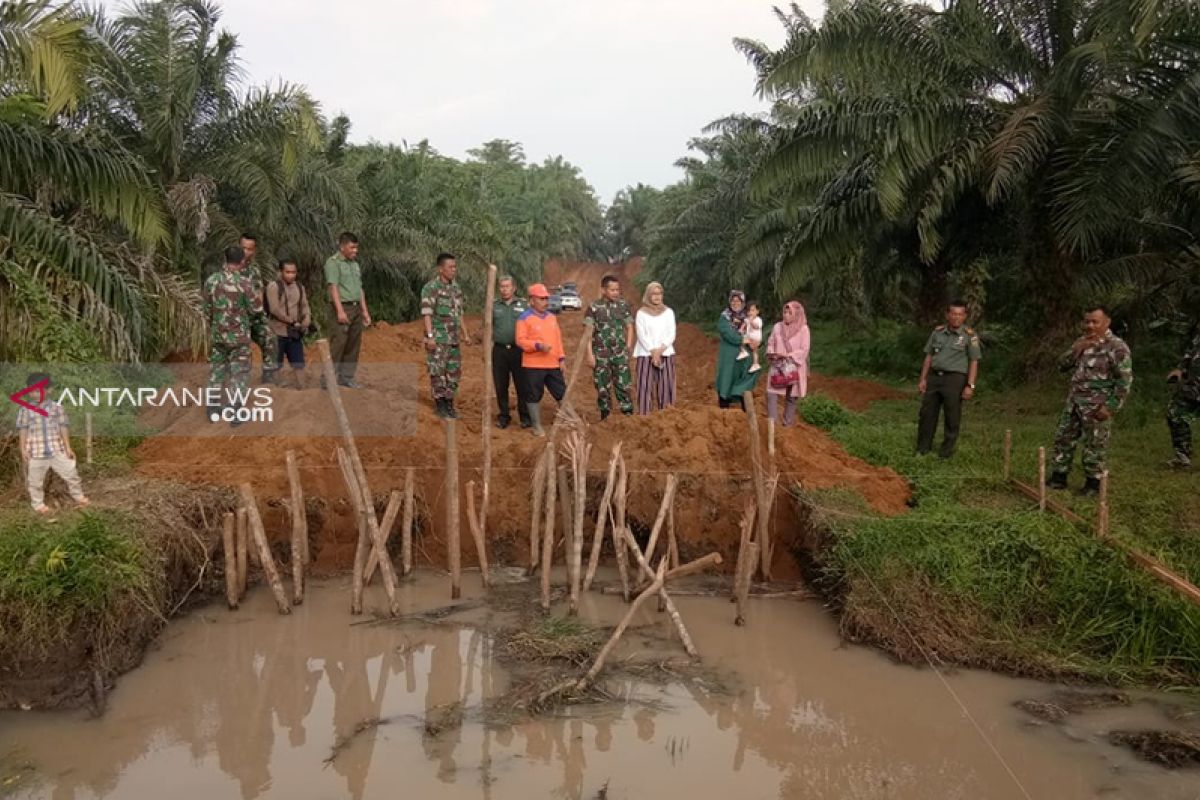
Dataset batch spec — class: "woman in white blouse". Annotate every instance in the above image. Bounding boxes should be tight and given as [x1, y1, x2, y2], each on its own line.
[634, 282, 677, 414]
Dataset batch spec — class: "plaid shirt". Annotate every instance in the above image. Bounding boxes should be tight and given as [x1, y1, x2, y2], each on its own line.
[15, 400, 71, 459]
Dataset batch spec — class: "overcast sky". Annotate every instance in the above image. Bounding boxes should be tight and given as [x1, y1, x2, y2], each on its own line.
[122, 0, 825, 203]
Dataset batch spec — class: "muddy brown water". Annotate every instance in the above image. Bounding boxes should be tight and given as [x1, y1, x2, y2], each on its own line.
[2, 573, 1198, 799]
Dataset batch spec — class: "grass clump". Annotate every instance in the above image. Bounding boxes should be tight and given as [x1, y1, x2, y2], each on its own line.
[797, 394, 853, 430]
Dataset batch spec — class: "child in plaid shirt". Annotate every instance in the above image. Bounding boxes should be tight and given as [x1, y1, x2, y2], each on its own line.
[16, 372, 89, 513]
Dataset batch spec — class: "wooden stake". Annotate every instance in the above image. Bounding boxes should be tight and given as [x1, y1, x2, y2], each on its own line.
[401, 467, 415, 576]
[665, 551, 724, 581]
[338, 447, 371, 614]
[85, 412, 93, 465]
[735, 542, 760, 626]
[1038, 446, 1047, 512]
[550, 327, 595, 435]
[667, 492, 680, 571]
[445, 417, 462, 600]
[557, 464, 572, 559]
[577, 561, 665, 689]
[1002, 429, 1013, 481]
[528, 447, 548, 573]
[767, 418, 775, 459]
[541, 445, 557, 610]
[568, 431, 591, 615]
[364, 490, 402, 585]
[479, 264, 497, 541]
[317, 339, 401, 614]
[238, 483, 290, 614]
[465, 480, 490, 588]
[235, 507, 249, 599]
[732, 498, 757, 601]
[743, 390, 772, 579]
[583, 442, 622, 592]
[622, 529, 712, 657]
[637, 474, 678, 586]
[222, 512, 238, 610]
[611, 455, 631, 602]
[286, 450, 306, 605]
[1097, 471, 1110, 539]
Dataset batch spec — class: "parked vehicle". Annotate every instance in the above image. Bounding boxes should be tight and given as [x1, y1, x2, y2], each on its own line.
[559, 287, 582, 310]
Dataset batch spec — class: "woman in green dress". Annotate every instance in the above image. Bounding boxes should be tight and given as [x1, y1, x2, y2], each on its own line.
[715, 290, 759, 408]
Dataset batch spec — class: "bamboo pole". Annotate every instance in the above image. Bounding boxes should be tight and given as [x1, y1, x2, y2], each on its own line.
[1038, 446, 1047, 512]
[528, 447, 548, 573]
[364, 490, 402, 585]
[611, 455, 631, 602]
[557, 465, 572, 559]
[743, 390, 772, 579]
[622, 529, 709, 657]
[235, 507, 249, 599]
[85, 412, 93, 465]
[540, 445, 557, 610]
[576, 561, 666, 689]
[767, 418, 775, 460]
[286, 450, 306, 605]
[317, 339, 401, 614]
[636, 474, 678, 587]
[550, 327, 595, 434]
[1002, 429, 1013, 481]
[665, 551, 724, 581]
[222, 512, 238, 610]
[238, 483, 290, 614]
[735, 543, 760, 627]
[568, 431, 591, 615]
[480, 263, 497, 539]
[731, 498, 757, 602]
[338, 447, 371, 614]
[465, 480, 490, 588]
[446, 417, 462, 600]
[401, 467, 415, 577]
[1097, 472, 1110, 539]
[583, 442, 622, 592]
[667, 493, 680, 571]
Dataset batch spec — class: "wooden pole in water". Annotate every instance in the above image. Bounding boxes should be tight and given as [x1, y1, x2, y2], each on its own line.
[85, 412, 93, 465]
[568, 431, 591, 615]
[576, 561, 666, 689]
[667, 490, 680, 571]
[401, 467, 415, 577]
[364, 490, 402, 585]
[528, 447, 547, 573]
[286, 450, 306, 605]
[235, 507, 249, 599]
[735, 542, 760, 627]
[732, 498, 757, 602]
[583, 441, 622, 592]
[622, 529, 712, 657]
[480, 263, 497, 539]
[557, 464, 572, 563]
[338, 446, 371, 614]
[1097, 472, 1110, 539]
[1038, 446, 1047, 512]
[636, 474, 678, 587]
[743, 391, 772, 580]
[445, 418, 462, 600]
[611, 455, 631, 602]
[540, 444, 557, 610]
[222, 512, 238, 610]
[1002, 429, 1013, 481]
[317, 339, 401, 614]
[465, 480, 490, 588]
[238, 483, 291, 614]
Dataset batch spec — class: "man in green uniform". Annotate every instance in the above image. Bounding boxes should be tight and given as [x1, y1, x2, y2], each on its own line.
[238, 232, 280, 383]
[584, 275, 634, 420]
[325, 231, 371, 388]
[916, 301, 981, 458]
[1048, 306, 1134, 495]
[421, 253, 475, 419]
[204, 245, 264, 425]
[1166, 325, 1200, 469]
[492, 275, 530, 429]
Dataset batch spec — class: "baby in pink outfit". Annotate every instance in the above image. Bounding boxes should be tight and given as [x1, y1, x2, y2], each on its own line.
[737, 301, 763, 373]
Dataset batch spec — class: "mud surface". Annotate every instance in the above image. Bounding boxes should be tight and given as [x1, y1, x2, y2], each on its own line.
[2, 573, 1197, 799]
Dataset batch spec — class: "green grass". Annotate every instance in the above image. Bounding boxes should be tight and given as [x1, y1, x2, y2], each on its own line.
[0, 510, 154, 659]
[800, 321, 1200, 687]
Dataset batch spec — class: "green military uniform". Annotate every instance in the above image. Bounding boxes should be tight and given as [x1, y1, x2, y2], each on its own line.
[420, 276, 464, 401]
[492, 296, 530, 426]
[584, 297, 634, 416]
[1051, 330, 1133, 479]
[917, 325, 981, 457]
[325, 253, 364, 384]
[1166, 330, 1200, 467]
[245, 266, 279, 378]
[204, 266, 267, 405]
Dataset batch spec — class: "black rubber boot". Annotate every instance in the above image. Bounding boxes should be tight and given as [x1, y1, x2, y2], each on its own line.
[445, 399, 458, 420]
[1047, 471, 1068, 490]
[434, 399, 448, 419]
[1077, 476, 1101, 497]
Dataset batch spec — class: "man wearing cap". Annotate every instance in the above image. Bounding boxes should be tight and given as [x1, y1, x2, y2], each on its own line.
[515, 283, 566, 437]
[492, 275, 531, 429]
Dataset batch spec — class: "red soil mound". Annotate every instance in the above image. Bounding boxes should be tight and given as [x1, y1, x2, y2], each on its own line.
[133, 275, 909, 577]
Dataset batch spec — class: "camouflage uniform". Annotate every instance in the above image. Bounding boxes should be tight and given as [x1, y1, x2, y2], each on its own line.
[584, 297, 634, 416]
[1051, 331, 1133, 478]
[1166, 330, 1200, 465]
[205, 266, 269, 400]
[246, 271, 279, 376]
[420, 276, 464, 400]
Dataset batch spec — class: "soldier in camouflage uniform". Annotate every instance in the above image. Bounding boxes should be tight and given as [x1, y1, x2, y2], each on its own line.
[204, 245, 269, 425]
[584, 275, 635, 419]
[1048, 306, 1133, 495]
[238, 232, 279, 382]
[1165, 326, 1200, 469]
[421, 253, 474, 419]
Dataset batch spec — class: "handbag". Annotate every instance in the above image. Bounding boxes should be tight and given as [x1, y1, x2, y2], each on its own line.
[769, 358, 799, 388]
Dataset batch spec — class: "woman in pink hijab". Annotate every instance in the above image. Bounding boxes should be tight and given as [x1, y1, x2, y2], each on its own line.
[765, 300, 810, 426]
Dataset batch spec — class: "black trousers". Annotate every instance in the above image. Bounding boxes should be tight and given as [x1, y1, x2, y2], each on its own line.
[492, 343, 530, 424]
[525, 368, 566, 403]
[917, 371, 968, 457]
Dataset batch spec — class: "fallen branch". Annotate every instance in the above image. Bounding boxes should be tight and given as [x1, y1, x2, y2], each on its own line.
[578, 560, 666, 689]
[623, 528, 702, 657]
